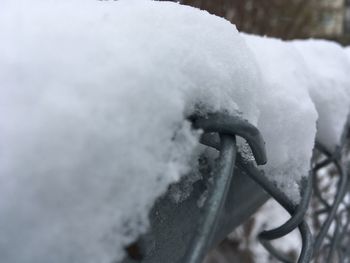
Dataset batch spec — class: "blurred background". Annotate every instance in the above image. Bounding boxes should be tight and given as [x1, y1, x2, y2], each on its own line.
[175, 0, 350, 45]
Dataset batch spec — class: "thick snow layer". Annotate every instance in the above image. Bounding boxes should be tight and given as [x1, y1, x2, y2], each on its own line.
[292, 40, 350, 150]
[2, 0, 350, 261]
[346, 47, 350, 77]
[0, 1, 261, 263]
[242, 34, 318, 203]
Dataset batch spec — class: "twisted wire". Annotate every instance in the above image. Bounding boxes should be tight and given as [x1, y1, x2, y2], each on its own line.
[183, 113, 350, 263]
[186, 113, 313, 263]
[183, 113, 267, 263]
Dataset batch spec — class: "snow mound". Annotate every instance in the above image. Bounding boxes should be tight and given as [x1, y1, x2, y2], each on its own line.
[2, 0, 350, 261]
[292, 40, 350, 150]
[242, 34, 318, 203]
[0, 1, 261, 263]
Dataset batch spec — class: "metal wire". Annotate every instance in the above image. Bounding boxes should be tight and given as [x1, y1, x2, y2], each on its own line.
[251, 119, 350, 262]
[191, 113, 267, 165]
[259, 176, 312, 240]
[236, 155, 314, 263]
[257, 176, 313, 263]
[311, 136, 350, 262]
[184, 113, 314, 263]
[182, 113, 267, 263]
[185, 113, 350, 263]
[182, 134, 237, 263]
[122, 113, 350, 263]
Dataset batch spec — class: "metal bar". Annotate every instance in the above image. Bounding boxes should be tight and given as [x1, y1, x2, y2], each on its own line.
[191, 113, 267, 165]
[182, 135, 237, 263]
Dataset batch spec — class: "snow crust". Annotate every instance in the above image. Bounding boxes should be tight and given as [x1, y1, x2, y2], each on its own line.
[0, 1, 261, 263]
[242, 35, 318, 202]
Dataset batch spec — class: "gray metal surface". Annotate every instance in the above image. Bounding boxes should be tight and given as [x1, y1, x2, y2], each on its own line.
[122, 114, 350, 263]
[122, 161, 269, 263]
[122, 113, 269, 263]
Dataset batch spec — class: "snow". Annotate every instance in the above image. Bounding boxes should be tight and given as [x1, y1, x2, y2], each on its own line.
[242, 36, 350, 203]
[292, 40, 350, 150]
[0, 1, 261, 263]
[242, 34, 318, 203]
[1, 0, 350, 262]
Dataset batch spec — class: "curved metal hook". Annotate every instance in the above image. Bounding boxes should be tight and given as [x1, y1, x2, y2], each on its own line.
[192, 113, 267, 165]
[259, 175, 312, 240]
[236, 154, 314, 263]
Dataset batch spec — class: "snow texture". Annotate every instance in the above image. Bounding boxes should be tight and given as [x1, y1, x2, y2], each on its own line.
[0, 1, 261, 263]
[293, 40, 350, 151]
[1, 0, 350, 262]
[242, 34, 318, 203]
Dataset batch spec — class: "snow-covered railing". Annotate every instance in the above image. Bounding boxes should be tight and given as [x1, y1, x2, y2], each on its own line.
[1, 1, 350, 263]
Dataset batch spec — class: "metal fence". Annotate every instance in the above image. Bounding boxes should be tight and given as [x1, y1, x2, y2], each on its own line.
[122, 113, 350, 263]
